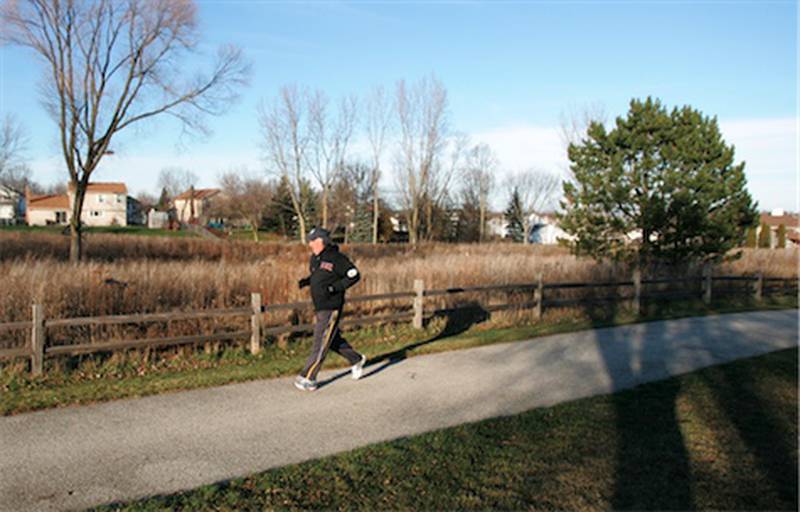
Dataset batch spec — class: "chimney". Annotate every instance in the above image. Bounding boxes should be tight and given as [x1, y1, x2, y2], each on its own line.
[24, 185, 31, 225]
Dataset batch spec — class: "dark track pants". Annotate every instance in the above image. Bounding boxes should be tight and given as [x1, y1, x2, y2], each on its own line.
[301, 309, 362, 381]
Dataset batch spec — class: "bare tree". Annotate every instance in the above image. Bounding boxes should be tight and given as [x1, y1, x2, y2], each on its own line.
[1, 0, 250, 261]
[0, 114, 32, 191]
[463, 142, 498, 243]
[216, 170, 273, 241]
[157, 167, 197, 220]
[364, 85, 392, 244]
[507, 169, 561, 245]
[158, 167, 198, 200]
[393, 75, 451, 244]
[307, 90, 357, 228]
[558, 102, 607, 148]
[259, 85, 312, 243]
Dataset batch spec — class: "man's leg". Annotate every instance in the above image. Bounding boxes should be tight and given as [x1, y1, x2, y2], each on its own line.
[330, 330, 362, 365]
[300, 309, 340, 382]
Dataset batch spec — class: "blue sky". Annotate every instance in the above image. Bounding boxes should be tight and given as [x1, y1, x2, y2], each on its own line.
[1, 0, 796, 211]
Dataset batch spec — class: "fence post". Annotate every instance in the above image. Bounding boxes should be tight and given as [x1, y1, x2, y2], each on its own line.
[250, 293, 262, 355]
[534, 273, 543, 320]
[703, 263, 712, 305]
[754, 272, 763, 301]
[633, 267, 642, 316]
[31, 304, 44, 377]
[413, 279, 425, 329]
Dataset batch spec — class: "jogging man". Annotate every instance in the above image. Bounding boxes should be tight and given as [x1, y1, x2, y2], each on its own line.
[295, 227, 367, 391]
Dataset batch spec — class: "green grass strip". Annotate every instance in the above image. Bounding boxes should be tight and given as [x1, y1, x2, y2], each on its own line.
[1, 295, 796, 416]
[98, 347, 798, 511]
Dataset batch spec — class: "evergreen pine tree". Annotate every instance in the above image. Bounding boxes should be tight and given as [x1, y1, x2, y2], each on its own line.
[559, 97, 757, 264]
[745, 227, 757, 248]
[758, 222, 772, 248]
[505, 188, 525, 242]
[776, 224, 786, 248]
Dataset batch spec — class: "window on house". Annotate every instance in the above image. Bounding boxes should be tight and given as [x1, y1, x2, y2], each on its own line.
[56, 211, 67, 223]
[98, 195, 104, 203]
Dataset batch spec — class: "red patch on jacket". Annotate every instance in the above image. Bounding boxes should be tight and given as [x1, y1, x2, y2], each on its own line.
[320, 261, 334, 272]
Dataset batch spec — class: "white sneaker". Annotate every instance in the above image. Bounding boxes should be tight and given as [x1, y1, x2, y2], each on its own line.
[351, 354, 367, 380]
[294, 376, 318, 391]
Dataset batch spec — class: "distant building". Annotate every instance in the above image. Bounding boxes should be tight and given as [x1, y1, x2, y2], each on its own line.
[147, 208, 170, 229]
[127, 196, 145, 226]
[528, 212, 574, 245]
[0, 184, 23, 225]
[26, 182, 128, 227]
[25, 190, 69, 226]
[173, 188, 220, 224]
[486, 211, 574, 244]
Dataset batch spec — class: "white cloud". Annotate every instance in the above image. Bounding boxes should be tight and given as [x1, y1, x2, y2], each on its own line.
[472, 117, 797, 212]
[29, 150, 263, 197]
[29, 118, 797, 213]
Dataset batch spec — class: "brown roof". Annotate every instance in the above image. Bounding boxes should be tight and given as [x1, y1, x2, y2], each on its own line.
[174, 188, 220, 200]
[28, 194, 69, 209]
[759, 212, 799, 228]
[67, 182, 127, 194]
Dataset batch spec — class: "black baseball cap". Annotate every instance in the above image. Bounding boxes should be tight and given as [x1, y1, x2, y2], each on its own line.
[308, 227, 331, 244]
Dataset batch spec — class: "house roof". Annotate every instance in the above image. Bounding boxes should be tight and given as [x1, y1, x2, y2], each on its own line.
[67, 182, 127, 194]
[174, 188, 220, 200]
[760, 212, 799, 228]
[28, 194, 69, 209]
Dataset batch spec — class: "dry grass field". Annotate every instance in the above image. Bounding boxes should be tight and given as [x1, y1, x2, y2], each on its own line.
[0, 231, 796, 354]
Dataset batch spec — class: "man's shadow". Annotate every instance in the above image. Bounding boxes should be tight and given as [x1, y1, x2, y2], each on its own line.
[317, 302, 490, 388]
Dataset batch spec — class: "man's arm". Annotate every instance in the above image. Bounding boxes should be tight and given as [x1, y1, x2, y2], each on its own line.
[329, 254, 360, 293]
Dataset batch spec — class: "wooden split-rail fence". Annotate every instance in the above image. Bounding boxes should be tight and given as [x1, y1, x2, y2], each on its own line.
[0, 266, 795, 376]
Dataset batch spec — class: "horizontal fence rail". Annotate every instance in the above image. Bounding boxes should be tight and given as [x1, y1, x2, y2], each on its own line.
[0, 267, 796, 376]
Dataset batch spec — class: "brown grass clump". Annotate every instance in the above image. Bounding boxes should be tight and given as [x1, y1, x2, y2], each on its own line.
[0, 232, 796, 354]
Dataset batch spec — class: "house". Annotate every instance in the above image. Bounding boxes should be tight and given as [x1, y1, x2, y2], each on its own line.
[25, 189, 70, 226]
[147, 208, 170, 229]
[0, 184, 23, 225]
[486, 211, 574, 244]
[173, 188, 220, 224]
[26, 182, 128, 227]
[529, 212, 575, 245]
[486, 213, 508, 239]
[127, 196, 145, 226]
[68, 182, 128, 226]
[758, 209, 799, 247]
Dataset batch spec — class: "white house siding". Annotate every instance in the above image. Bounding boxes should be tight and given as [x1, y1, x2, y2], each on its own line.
[28, 208, 68, 226]
[0, 204, 16, 223]
[70, 190, 127, 227]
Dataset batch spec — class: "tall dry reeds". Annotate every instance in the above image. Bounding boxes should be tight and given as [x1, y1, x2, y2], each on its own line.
[0, 231, 796, 351]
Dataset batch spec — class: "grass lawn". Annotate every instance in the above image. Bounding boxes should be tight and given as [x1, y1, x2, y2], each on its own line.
[0, 224, 198, 237]
[97, 347, 799, 511]
[1, 295, 796, 416]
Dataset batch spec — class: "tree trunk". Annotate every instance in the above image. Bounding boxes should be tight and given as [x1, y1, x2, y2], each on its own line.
[479, 201, 486, 243]
[372, 187, 379, 244]
[522, 219, 530, 245]
[69, 183, 87, 263]
[408, 207, 418, 245]
[321, 186, 329, 228]
[297, 213, 307, 243]
[69, 221, 82, 263]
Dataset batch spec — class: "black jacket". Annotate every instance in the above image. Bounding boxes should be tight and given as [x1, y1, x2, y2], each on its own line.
[302, 244, 360, 311]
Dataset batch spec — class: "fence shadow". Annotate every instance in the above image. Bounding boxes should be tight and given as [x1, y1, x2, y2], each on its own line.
[359, 302, 490, 380]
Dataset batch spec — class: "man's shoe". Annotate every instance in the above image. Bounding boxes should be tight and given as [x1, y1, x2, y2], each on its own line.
[294, 376, 318, 391]
[351, 354, 367, 380]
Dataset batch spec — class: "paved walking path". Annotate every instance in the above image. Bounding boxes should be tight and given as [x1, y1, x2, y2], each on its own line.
[1, 309, 797, 511]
